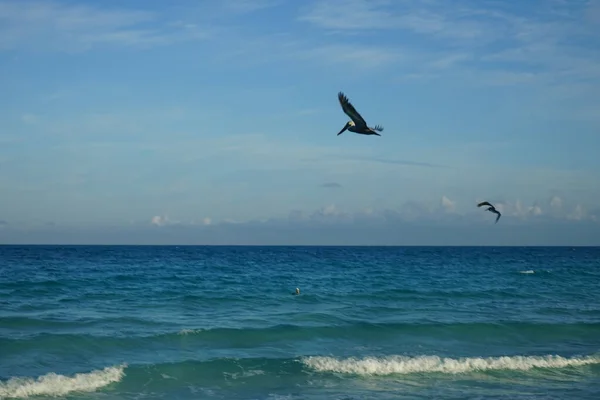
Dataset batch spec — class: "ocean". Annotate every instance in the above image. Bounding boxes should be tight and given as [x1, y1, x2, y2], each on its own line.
[0, 245, 599, 399]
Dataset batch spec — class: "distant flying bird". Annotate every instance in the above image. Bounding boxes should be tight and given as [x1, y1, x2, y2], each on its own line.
[477, 201, 501, 223]
[336, 92, 384, 136]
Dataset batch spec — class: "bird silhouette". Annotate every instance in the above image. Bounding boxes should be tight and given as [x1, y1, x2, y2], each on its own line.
[336, 92, 384, 136]
[477, 201, 501, 223]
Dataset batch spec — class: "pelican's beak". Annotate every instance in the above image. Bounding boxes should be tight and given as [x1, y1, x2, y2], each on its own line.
[336, 122, 349, 136]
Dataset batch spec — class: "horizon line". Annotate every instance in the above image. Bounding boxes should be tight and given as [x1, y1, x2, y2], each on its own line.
[0, 244, 597, 248]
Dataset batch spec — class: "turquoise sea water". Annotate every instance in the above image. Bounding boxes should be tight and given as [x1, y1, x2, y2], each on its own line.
[0, 245, 599, 399]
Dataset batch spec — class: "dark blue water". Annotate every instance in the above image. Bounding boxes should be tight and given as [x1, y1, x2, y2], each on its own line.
[1, 245, 599, 399]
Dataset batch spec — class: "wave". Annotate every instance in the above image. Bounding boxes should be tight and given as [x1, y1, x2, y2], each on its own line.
[3, 321, 600, 353]
[0, 315, 169, 337]
[0, 364, 125, 399]
[302, 354, 600, 375]
[169, 320, 600, 343]
[1, 352, 598, 398]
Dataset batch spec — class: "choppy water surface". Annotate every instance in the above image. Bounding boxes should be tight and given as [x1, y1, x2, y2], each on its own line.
[1, 245, 599, 399]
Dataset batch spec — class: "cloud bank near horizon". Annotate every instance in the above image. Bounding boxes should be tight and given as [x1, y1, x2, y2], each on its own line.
[2, 194, 598, 246]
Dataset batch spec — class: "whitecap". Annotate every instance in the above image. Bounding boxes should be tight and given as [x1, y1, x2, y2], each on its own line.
[0, 364, 126, 398]
[302, 354, 599, 375]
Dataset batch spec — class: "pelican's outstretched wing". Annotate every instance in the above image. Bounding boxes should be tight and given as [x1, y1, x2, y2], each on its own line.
[477, 201, 493, 208]
[338, 92, 367, 127]
[494, 211, 501, 223]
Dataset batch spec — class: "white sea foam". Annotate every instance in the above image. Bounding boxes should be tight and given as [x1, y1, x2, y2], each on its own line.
[178, 328, 206, 335]
[224, 369, 265, 380]
[0, 364, 126, 398]
[519, 270, 535, 274]
[302, 354, 600, 376]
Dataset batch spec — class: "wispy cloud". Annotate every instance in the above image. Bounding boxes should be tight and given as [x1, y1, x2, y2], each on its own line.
[220, 0, 283, 14]
[213, 33, 402, 71]
[321, 182, 342, 189]
[299, 0, 600, 107]
[427, 53, 473, 70]
[298, 0, 500, 43]
[1, 0, 599, 243]
[2, 195, 599, 245]
[298, 0, 396, 31]
[440, 195, 456, 213]
[294, 43, 401, 70]
[143, 193, 597, 229]
[586, 0, 600, 22]
[150, 214, 212, 227]
[0, 1, 210, 52]
[334, 155, 447, 168]
[20, 113, 38, 124]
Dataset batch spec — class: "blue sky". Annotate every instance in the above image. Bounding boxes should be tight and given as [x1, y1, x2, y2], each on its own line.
[1, 0, 599, 245]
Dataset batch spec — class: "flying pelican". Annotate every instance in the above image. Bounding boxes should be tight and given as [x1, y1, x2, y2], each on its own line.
[477, 201, 501, 223]
[336, 92, 384, 136]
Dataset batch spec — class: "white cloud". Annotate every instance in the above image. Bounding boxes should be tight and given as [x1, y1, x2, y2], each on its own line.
[151, 214, 188, 227]
[568, 204, 585, 221]
[204, 196, 600, 228]
[471, 195, 600, 225]
[440, 195, 455, 213]
[2, 197, 600, 245]
[528, 204, 543, 216]
[152, 215, 212, 227]
[550, 195, 563, 208]
[151, 215, 168, 227]
[302, 204, 354, 224]
[319, 204, 338, 216]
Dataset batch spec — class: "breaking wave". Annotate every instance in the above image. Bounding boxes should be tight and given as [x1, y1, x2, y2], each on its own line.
[302, 354, 600, 375]
[0, 364, 125, 399]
